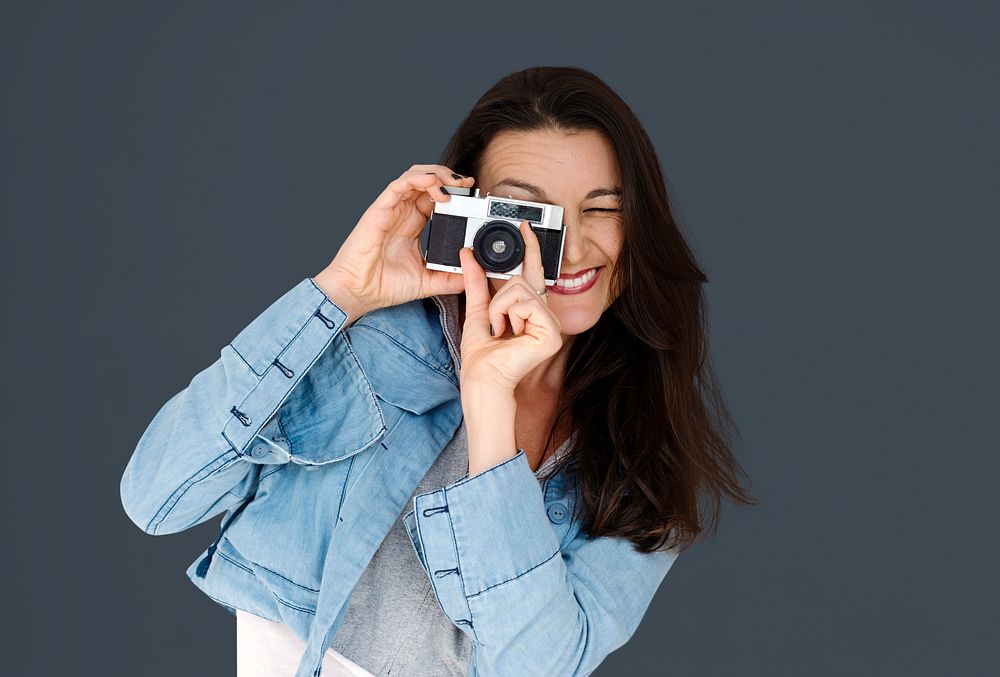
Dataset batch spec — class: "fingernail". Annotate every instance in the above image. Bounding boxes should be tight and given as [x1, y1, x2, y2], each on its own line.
[451, 172, 464, 179]
[489, 323, 494, 336]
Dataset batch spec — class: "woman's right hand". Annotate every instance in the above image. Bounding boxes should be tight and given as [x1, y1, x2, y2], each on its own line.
[313, 165, 476, 323]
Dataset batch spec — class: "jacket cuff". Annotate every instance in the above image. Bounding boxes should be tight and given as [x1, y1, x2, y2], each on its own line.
[408, 449, 560, 634]
[221, 277, 358, 455]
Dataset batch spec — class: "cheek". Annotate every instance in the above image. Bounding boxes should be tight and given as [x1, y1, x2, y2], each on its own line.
[598, 229, 622, 294]
[599, 229, 623, 270]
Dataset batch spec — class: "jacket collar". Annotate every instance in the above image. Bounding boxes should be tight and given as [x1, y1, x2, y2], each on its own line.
[431, 292, 464, 380]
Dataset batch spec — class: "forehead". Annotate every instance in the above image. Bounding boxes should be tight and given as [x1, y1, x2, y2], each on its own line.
[478, 128, 620, 200]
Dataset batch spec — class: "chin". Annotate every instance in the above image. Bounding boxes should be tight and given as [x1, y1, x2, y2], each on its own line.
[551, 303, 605, 336]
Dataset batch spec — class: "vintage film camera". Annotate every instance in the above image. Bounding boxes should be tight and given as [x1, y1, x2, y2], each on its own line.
[424, 186, 566, 285]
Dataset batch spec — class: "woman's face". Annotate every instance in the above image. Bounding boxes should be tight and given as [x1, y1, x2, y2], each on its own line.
[476, 127, 624, 336]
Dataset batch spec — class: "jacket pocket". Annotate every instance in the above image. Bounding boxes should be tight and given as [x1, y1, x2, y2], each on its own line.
[347, 321, 459, 416]
[250, 326, 388, 467]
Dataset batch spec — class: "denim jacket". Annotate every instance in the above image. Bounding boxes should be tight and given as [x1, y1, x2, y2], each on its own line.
[119, 277, 679, 677]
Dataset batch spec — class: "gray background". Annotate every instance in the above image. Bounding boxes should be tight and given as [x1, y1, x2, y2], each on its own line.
[2, 1, 997, 675]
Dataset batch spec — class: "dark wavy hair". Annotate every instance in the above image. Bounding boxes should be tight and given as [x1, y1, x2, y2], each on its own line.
[440, 65, 757, 553]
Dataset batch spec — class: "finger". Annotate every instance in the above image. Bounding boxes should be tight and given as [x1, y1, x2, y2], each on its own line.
[410, 164, 475, 189]
[458, 247, 491, 340]
[410, 164, 475, 187]
[509, 299, 527, 336]
[429, 173, 453, 203]
[417, 166, 476, 203]
[506, 298, 558, 339]
[413, 170, 477, 220]
[518, 219, 547, 294]
[372, 171, 440, 211]
[417, 168, 476, 219]
[421, 267, 467, 298]
[487, 279, 538, 338]
[373, 167, 474, 212]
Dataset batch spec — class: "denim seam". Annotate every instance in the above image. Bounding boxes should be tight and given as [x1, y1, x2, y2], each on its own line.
[350, 323, 451, 380]
[428, 337, 452, 374]
[247, 558, 322, 593]
[466, 548, 561, 599]
[231, 292, 334, 378]
[402, 507, 427, 574]
[216, 546, 323, 597]
[430, 295, 462, 383]
[448, 449, 523, 491]
[332, 407, 401, 505]
[342, 331, 386, 434]
[440, 490, 479, 643]
[336, 454, 356, 520]
[227, 343, 264, 378]
[275, 414, 294, 455]
[272, 595, 315, 615]
[147, 449, 240, 534]
[216, 548, 255, 575]
[412, 497, 477, 643]
[259, 465, 285, 482]
[306, 276, 336, 302]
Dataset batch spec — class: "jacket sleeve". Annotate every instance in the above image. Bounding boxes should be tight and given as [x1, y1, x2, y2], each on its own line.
[405, 449, 679, 677]
[119, 277, 380, 535]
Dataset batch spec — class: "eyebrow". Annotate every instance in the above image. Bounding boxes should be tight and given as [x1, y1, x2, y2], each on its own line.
[490, 178, 622, 202]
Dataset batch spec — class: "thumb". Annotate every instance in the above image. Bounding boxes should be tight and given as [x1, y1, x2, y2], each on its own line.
[458, 247, 491, 339]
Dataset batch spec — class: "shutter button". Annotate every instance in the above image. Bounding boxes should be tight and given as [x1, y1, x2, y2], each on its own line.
[546, 503, 568, 524]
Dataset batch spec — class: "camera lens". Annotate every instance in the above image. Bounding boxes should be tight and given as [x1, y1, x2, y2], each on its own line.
[472, 220, 524, 273]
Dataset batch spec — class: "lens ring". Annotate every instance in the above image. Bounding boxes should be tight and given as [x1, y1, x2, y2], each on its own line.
[472, 220, 524, 273]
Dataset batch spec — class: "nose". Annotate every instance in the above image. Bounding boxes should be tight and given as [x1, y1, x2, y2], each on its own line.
[559, 219, 587, 269]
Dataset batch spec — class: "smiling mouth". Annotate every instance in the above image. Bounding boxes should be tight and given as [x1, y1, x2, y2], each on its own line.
[552, 266, 602, 293]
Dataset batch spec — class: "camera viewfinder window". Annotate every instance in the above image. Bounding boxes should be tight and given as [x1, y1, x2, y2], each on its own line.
[488, 200, 544, 223]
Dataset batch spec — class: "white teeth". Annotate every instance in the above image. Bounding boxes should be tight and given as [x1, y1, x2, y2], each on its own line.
[555, 267, 598, 288]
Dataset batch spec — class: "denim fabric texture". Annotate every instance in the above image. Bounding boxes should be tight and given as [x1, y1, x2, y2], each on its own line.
[120, 277, 679, 677]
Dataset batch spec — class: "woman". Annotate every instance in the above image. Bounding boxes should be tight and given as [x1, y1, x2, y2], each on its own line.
[120, 66, 755, 677]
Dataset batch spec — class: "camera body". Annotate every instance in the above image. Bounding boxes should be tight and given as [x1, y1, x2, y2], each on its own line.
[424, 186, 566, 285]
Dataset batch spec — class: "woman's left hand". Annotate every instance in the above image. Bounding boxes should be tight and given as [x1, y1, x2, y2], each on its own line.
[458, 219, 563, 394]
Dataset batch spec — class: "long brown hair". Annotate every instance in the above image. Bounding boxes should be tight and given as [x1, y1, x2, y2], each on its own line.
[440, 66, 757, 553]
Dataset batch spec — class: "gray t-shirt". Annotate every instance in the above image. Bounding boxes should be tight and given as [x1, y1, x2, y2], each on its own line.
[329, 293, 574, 676]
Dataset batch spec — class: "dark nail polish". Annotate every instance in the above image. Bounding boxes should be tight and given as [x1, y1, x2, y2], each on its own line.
[451, 172, 464, 179]
[489, 323, 494, 336]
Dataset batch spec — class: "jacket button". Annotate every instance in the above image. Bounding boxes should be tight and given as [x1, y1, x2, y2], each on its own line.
[546, 503, 567, 524]
[250, 444, 269, 459]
